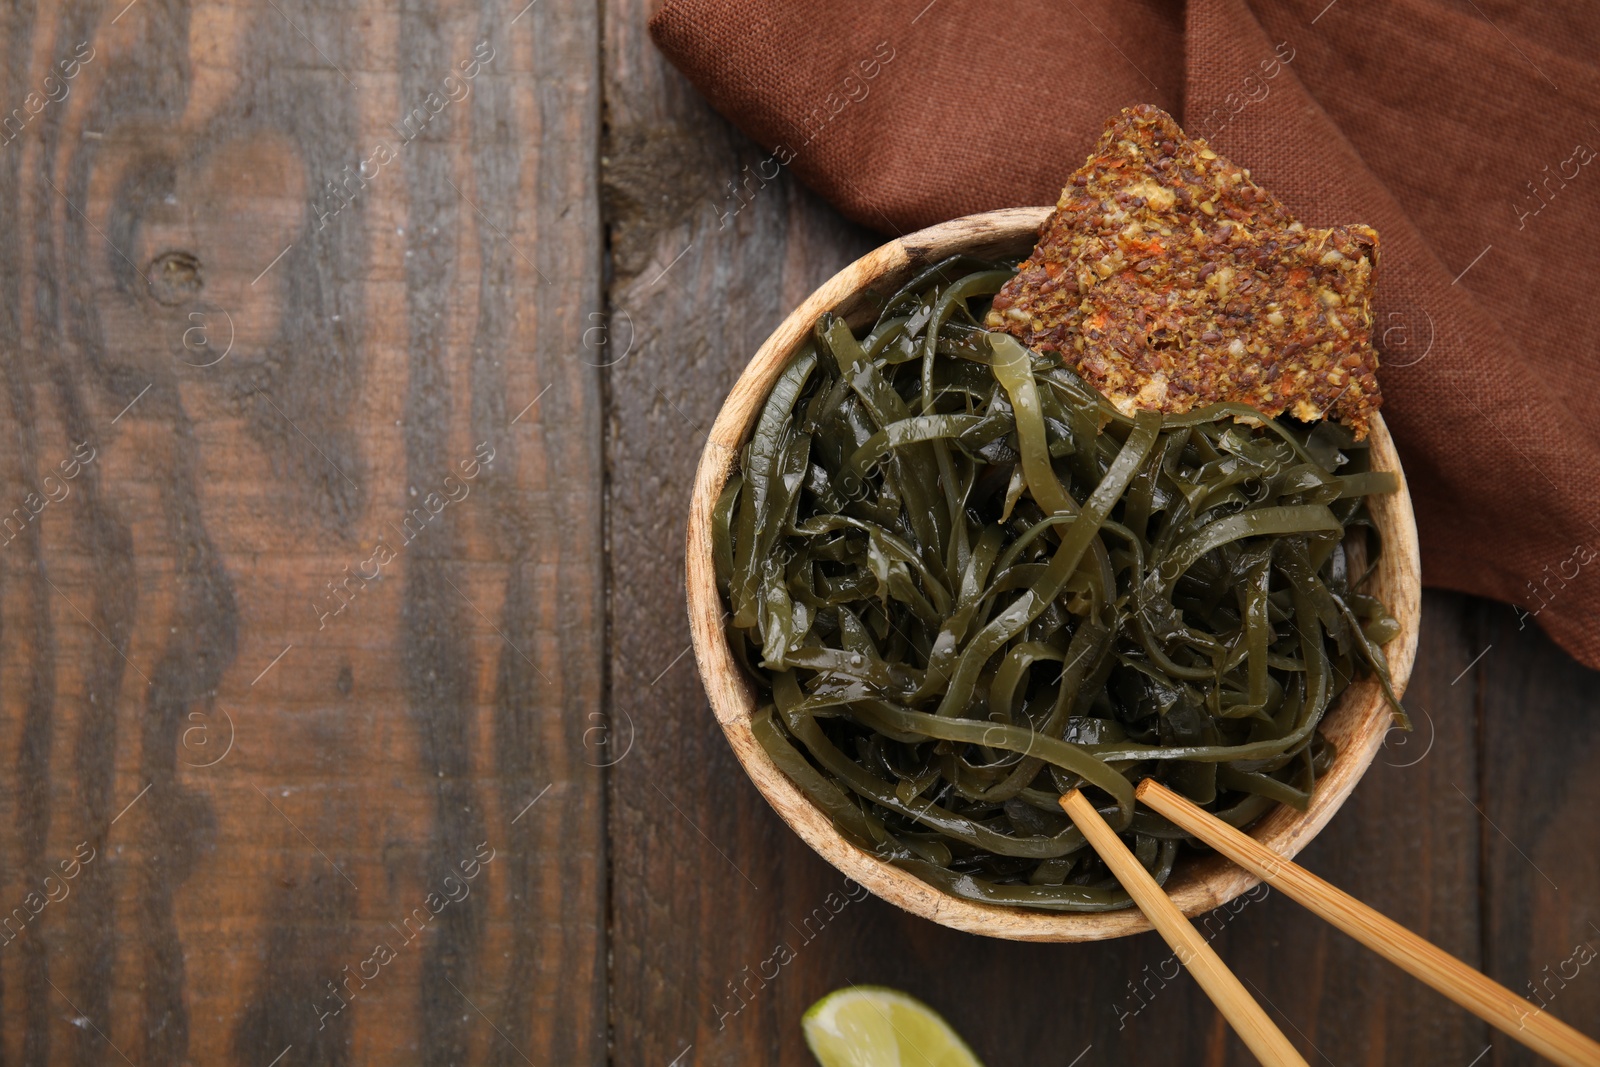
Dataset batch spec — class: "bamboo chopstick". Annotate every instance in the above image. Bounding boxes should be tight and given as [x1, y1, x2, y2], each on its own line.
[1058, 790, 1310, 1067]
[1137, 779, 1600, 1067]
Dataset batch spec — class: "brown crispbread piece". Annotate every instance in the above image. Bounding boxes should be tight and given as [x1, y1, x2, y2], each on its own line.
[987, 104, 1382, 438]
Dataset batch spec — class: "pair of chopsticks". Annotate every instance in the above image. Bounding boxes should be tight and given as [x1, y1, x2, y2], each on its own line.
[1059, 782, 1600, 1067]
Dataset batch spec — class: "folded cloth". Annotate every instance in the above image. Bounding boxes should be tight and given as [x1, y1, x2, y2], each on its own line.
[651, 0, 1600, 668]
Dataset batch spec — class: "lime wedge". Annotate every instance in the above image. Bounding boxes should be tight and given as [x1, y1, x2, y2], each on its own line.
[802, 986, 985, 1067]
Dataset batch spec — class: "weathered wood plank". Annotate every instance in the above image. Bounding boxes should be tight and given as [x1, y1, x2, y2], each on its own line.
[1479, 600, 1600, 1066]
[0, 0, 606, 1063]
[600, 2, 879, 1063]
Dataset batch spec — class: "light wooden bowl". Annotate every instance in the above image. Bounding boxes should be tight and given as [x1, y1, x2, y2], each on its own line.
[685, 207, 1421, 942]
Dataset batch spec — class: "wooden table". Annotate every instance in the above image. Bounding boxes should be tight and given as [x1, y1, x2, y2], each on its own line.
[2, 0, 1595, 1063]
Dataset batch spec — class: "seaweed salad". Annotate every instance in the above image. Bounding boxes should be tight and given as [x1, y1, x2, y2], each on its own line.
[711, 257, 1405, 912]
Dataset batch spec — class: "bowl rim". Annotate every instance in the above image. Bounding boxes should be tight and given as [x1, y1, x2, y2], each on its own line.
[684, 207, 1422, 942]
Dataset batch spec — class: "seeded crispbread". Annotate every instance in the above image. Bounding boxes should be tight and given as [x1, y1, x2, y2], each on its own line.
[987, 104, 1382, 438]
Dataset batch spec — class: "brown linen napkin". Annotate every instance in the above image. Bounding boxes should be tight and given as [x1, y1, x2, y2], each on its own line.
[650, 0, 1600, 669]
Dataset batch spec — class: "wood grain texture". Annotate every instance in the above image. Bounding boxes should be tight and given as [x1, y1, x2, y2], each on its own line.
[600, 2, 878, 1064]
[1478, 600, 1600, 1067]
[0, 0, 605, 1064]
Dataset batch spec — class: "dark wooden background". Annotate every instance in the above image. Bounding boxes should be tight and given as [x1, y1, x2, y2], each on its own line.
[0, 0, 1595, 1063]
